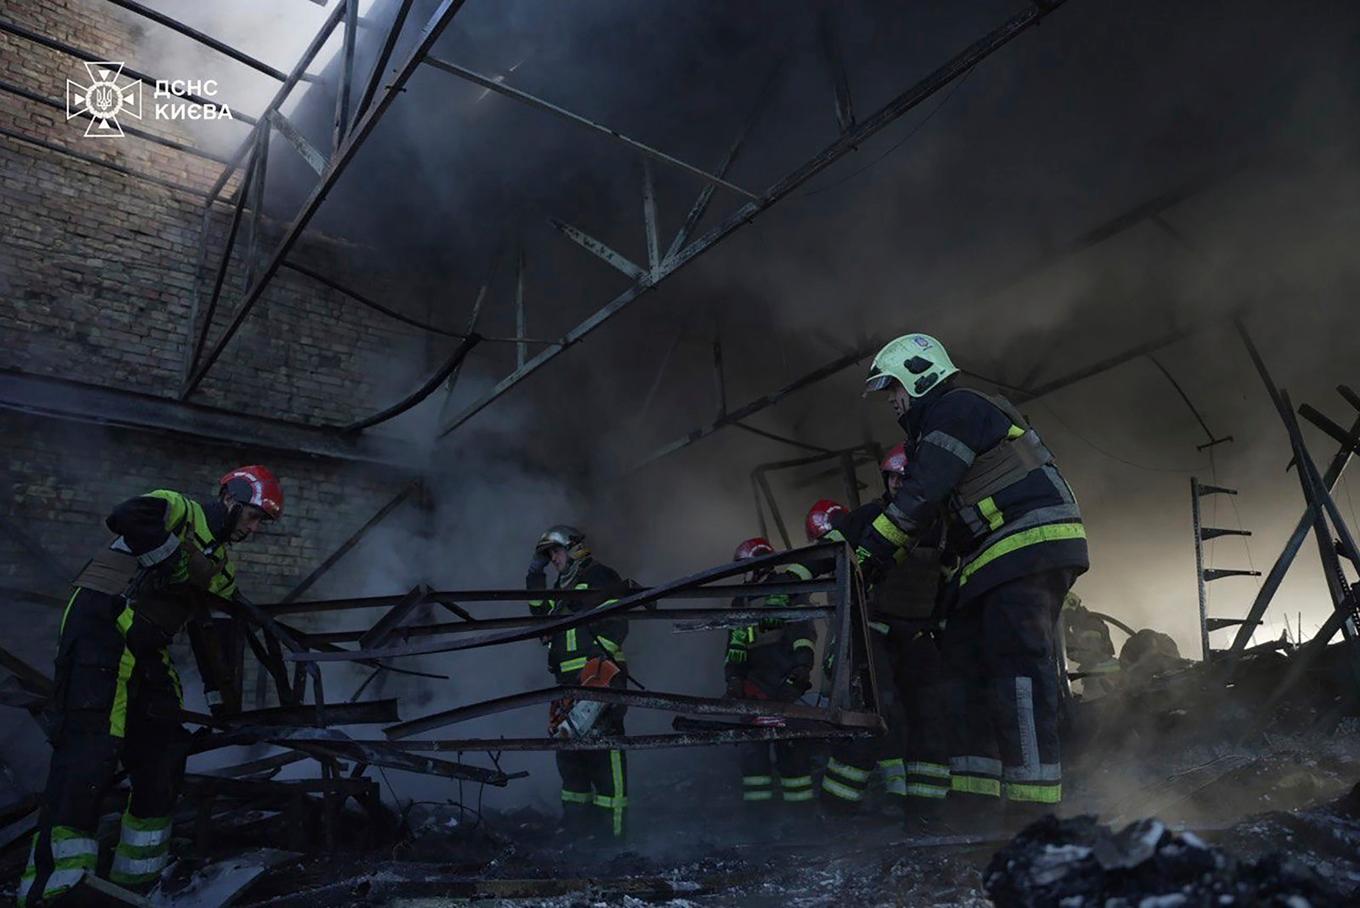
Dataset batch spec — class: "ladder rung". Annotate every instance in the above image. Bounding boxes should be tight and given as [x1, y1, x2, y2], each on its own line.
[1197, 484, 1238, 496]
[1206, 617, 1262, 631]
[1203, 568, 1262, 582]
[1201, 527, 1252, 541]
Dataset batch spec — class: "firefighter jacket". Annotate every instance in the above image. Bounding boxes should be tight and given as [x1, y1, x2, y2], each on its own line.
[724, 595, 817, 698]
[71, 489, 238, 637]
[860, 383, 1089, 604]
[528, 558, 630, 684]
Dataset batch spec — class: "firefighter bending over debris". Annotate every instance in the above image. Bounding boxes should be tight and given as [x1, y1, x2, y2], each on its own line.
[724, 537, 818, 811]
[21, 466, 283, 906]
[856, 333, 1088, 823]
[528, 525, 631, 839]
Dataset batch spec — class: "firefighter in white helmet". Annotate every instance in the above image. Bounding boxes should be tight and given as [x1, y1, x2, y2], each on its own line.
[858, 333, 1088, 824]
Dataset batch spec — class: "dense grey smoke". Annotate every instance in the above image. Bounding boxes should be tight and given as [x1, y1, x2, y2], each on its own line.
[104, 0, 1360, 808]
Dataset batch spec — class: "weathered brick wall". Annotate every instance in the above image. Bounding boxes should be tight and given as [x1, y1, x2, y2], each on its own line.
[0, 1, 441, 637]
[0, 0, 442, 424]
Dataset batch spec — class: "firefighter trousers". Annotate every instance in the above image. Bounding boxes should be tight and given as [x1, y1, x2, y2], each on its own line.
[896, 630, 953, 804]
[555, 705, 628, 838]
[821, 632, 908, 808]
[21, 589, 187, 906]
[940, 569, 1075, 808]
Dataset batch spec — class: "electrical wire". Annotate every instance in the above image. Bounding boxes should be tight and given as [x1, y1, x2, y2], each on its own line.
[1032, 399, 1204, 474]
[795, 66, 976, 200]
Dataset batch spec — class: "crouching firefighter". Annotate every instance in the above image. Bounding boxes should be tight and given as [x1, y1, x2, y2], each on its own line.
[21, 466, 283, 906]
[724, 537, 818, 811]
[527, 525, 631, 839]
[857, 333, 1088, 823]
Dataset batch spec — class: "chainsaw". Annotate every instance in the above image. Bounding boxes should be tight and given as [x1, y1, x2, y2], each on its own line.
[549, 656, 620, 739]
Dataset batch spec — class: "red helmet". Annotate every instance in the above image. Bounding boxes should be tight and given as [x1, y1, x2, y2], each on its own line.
[219, 465, 284, 520]
[881, 442, 909, 477]
[805, 499, 848, 542]
[733, 537, 776, 561]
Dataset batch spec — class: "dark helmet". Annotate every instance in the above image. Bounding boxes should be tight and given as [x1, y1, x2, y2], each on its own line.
[536, 524, 590, 561]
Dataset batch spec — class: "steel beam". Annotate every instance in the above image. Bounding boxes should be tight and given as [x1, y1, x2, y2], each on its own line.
[203, 1, 347, 206]
[422, 55, 758, 200]
[189, 142, 259, 377]
[354, 0, 415, 121]
[332, 0, 359, 149]
[287, 543, 838, 660]
[0, 369, 420, 467]
[382, 725, 870, 752]
[298, 605, 835, 645]
[264, 577, 836, 616]
[268, 109, 327, 176]
[642, 158, 661, 276]
[1225, 323, 1360, 663]
[631, 344, 878, 470]
[437, 1, 1075, 439]
[103, 0, 296, 83]
[549, 217, 647, 281]
[181, 0, 474, 398]
[664, 63, 779, 263]
[281, 480, 422, 604]
[384, 684, 881, 740]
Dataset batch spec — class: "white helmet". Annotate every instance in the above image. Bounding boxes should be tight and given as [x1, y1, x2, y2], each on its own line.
[864, 333, 959, 399]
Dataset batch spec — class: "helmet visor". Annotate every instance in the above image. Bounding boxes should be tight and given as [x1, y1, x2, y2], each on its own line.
[863, 373, 895, 394]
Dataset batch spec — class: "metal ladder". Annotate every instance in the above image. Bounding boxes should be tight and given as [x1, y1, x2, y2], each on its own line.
[1191, 479, 1262, 662]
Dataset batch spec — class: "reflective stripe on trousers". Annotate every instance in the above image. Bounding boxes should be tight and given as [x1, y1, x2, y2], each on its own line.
[742, 774, 774, 802]
[949, 755, 1001, 798]
[111, 812, 172, 885]
[821, 758, 871, 802]
[904, 761, 952, 800]
[780, 774, 815, 803]
[21, 827, 98, 906]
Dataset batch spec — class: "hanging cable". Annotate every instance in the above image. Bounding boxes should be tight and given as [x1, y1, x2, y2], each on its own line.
[1032, 400, 1204, 473]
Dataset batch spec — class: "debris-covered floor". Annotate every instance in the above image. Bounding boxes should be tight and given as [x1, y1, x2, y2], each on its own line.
[8, 726, 1341, 907]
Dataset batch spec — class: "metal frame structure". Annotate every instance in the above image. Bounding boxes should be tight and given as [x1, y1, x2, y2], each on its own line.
[84, 0, 1078, 429]
[267, 539, 884, 749]
[1222, 321, 1360, 725]
[1189, 478, 1258, 662]
[1, 0, 1280, 474]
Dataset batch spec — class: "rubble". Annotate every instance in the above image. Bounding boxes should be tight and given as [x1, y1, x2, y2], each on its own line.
[984, 804, 1360, 908]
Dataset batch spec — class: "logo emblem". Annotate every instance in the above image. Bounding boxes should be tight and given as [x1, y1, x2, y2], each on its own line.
[912, 336, 932, 350]
[66, 62, 141, 137]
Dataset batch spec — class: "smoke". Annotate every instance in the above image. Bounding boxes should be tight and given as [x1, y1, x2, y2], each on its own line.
[104, 0, 1360, 812]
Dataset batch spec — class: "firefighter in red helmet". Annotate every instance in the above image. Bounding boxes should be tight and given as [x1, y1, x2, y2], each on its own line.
[724, 537, 818, 812]
[22, 467, 283, 905]
[870, 443, 955, 822]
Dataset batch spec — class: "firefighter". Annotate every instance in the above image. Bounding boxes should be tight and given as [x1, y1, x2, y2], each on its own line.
[21, 467, 283, 906]
[801, 498, 912, 812]
[724, 537, 818, 811]
[872, 445, 954, 820]
[857, 333, 1088, 822]
[527, 525, 631, 839]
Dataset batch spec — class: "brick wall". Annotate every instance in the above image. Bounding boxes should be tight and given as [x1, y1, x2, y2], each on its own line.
[0, 2, 442, 639]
